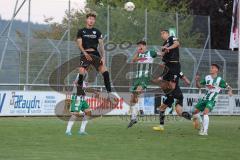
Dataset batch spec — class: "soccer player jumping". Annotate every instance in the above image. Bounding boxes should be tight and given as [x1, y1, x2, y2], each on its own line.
[127, 40, 157, 128]
[193, 64, 232, 136]
[76, 12, 114, 102]
[153, 29, 191, 131]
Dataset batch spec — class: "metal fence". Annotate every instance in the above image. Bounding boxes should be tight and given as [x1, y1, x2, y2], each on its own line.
[0, 37, 238, 89]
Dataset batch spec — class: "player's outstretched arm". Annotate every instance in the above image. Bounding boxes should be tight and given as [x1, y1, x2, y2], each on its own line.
[162, 39, 180, 53]
[195, 75, 202, 88]
[181, 75, 190, 86]
[157, 50, 164, 58]
[132, 50, 140, 62]
[226, 84, 233, 96]
[220, 79, 233, 96]
[168, 40, 180, 50]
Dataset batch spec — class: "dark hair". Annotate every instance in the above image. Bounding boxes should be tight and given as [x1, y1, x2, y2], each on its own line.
[211, 63, 220, 70]
[86, 13, 97, 19]
[160, 29, 169, 34]
[137, 40, 146, 46]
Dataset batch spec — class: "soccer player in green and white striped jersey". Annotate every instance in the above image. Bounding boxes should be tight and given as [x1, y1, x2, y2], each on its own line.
[65, 72, 99, 136]
[193, 63, 232, 136]
[127, 40, 157, 128]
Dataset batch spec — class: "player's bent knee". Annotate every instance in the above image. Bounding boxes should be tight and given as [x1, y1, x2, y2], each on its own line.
[203, 108, 210, 115]
[163, 96, 174, 107]
[71, 113, 78, 119]
[169, 81, 176, 89]
[160, 104, 167, 111]
[131, 94, 138, 103]
[79, 67, 86, 74]
[175, 105, 182, 114]
[193, 109, 200, 114]
[136, 86, 143, 93]
[98, 65, 107, 73]
[193, 114, 198, 119]
[84, 109, 92, 116]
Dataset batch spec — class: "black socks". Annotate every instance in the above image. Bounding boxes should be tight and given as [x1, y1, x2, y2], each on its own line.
[77, 74, 85, 96]
[102, 71, 111, 92]
[159, 111, 165, 125]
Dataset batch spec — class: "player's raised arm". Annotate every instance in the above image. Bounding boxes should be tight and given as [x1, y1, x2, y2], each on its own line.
[168, 38, 180, 50]
[157, 48, 165, 58]
[181, 74, 190, 86]
[132, 43, 144, 62]
[220, 79, 233, 96]
[132, 50, 140, 62]
[162, 36, 180, 54]
[195, 74, 204, 88]
[227, 84, 233, 96]
[162, 37, 180, 53]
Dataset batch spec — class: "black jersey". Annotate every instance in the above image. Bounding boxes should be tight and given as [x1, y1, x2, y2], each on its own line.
[77, 27, 102, 51]
[162, 36, 179, 63]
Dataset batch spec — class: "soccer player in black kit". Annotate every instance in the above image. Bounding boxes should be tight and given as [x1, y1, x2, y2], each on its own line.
[76, 13, 114, 101]
[153, 30, 191, 131]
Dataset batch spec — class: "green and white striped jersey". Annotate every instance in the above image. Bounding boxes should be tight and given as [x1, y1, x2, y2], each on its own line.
[135, 50, 157, 78]
[200, 75, 228, 101]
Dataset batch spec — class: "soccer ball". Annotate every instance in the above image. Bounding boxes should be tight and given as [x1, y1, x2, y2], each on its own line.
[124, 2, 135, 12]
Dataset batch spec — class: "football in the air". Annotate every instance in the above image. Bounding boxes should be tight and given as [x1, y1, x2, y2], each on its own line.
[124, 2, 135, 12]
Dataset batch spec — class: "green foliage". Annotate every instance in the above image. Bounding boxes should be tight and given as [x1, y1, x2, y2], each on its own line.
[86, 0, 190, 14]
[32, 0, 206, 48]
[32, 22, 66, 40]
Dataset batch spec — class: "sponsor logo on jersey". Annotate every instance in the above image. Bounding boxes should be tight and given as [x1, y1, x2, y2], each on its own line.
[137, 57, 148, 62]
[206, 84, 215, 89]
[174, 75, 178, 80]
[83, 35, 97, 39]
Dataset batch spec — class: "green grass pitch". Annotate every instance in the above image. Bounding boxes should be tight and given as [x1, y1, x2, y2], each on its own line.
[0, 116, 239, 160]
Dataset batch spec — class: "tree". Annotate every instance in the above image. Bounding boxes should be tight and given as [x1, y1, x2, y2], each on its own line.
[32, 0, 234, 49]
[34, 0, 201, 47]
[86, 0, 190, 14]
[190, 0, 234, 49]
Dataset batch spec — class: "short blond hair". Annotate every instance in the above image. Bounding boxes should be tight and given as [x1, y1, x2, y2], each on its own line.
[86, 12, 97, 19]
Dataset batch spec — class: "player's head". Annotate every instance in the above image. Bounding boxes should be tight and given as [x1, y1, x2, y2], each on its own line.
[86, 12, 96, 27]
[210, 63, 220, 74]
[160, 29, 169, 41]
[136, 40, 147, 52]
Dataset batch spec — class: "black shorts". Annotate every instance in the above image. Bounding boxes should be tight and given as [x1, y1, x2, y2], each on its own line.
[163, 85, 183, 107]
[162, 62, 183, 82]
[80, 51, 103, 70]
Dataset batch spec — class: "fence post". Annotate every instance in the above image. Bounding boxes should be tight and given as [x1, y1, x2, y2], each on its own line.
[238, 1, 240, 94]
[0, 0, 19, 69]
[67, 0, 71, 86]
[26, 0, 31, 90]
[106, 5, 110, 68]
[176, 12, 179, 38]
[208, 16, 211, 66]
[144, 8, 148, 41]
